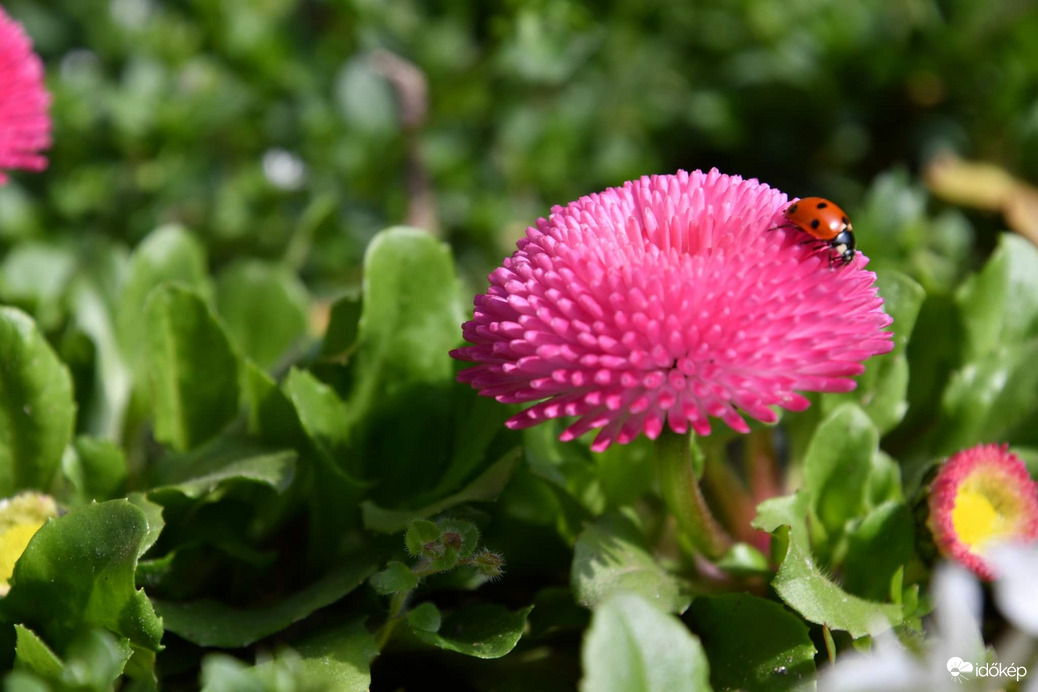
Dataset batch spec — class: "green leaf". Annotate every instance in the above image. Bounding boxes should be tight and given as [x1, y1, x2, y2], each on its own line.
[412, 603, 532, 659]
[63, 629, 134, 690]
[126, 493, 164, 558]
[407, 603, 442, 633]
[263, 619, 378, 692]
[321, 294, 361, 359]
[405, 520, 442, 556]
[689, 594, 815, 692]
[803, 404, 878, 536]
[13, 625, 63, 680]
[362, 449, 519, 533]
[71, 275, 132, 441]
[61, 436, 127, 504]
[825, 271, 923, 433]
[15, 626, 134, 691]
[865, 451, 903, 508]
[581, 593, 711, 692]
[592, 437, 655, 510]
[240, 360, 306, 447]
[936, 339, 1038, 453]
[752, 493, 901, 637]
[957, 233, 1038, 361]
[351, 227, 463, 502]
[357, 226, 461, 383]
[370, 561, 418, 595]
[153, 560, 377, 647]
[528, 587, 590, 639]
[438, 518, 480, 556]
[716, 543, 771, 577]
[419, 373, 516, 504]
[0, 243, 77, 331]
[4, 671, 49, 692]
[1, 500, 164, 651]
[843, 501, 915, 602]
[898, 293, 961, 449]
[0, 308, 76, 496]
[149, 440, 297, 502]
[524, 421, 607, 515]
[572, 511, 690, 614]
[145, 284, 240, 451]
[200, 655, 275, 692]
[216, 260, 309, 370]
[428, 541, 460, 572]
[281, 369, 367, 564]
[117, 225, 209, 385]
[282, 368, 351, 460]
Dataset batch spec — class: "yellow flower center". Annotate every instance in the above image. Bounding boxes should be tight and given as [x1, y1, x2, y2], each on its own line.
[952, 482, 1017, 550]
[0, 520, 44, 593]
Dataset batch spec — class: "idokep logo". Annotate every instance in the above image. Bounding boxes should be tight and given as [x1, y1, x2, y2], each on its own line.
[947, 657, 1027, 683]
[946, 657, 973, 681]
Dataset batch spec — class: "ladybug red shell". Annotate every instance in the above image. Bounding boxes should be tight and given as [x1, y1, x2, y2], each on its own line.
[783, 197, 856, 266]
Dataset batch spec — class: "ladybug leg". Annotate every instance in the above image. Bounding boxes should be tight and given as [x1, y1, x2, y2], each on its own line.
[797, 239, 829, 251]
[766, 223, 796, 233]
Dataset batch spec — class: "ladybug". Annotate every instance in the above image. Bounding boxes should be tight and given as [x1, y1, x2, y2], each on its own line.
[781, 197, 855, 267]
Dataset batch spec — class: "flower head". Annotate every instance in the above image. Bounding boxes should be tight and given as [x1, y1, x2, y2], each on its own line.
[0, 7, 51, 185]
[451, 169, 893, 451]
[927, 443, 1038, 580]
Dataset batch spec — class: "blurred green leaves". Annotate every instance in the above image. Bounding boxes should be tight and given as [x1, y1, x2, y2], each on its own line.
[215, 260, 309, 370]
[0, 308, 75, 496]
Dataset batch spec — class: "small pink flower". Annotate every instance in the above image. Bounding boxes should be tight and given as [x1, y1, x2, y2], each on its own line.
[451, 169, 893, 451]
[0, 7, 51, 185]
[928, 443, 1038, 580]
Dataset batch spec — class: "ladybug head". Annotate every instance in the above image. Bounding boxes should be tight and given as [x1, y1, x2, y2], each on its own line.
[831, 229, 855, 266]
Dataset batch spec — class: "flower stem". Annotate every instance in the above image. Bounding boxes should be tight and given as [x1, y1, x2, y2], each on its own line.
[702, 452, 755, 541]
[374, 590, 409, 651]
[654, 429, 731, 560]
[746, 430, 780, 501]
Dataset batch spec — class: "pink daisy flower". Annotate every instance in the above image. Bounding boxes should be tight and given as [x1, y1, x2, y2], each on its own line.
[0, 6, 51, 185]
[927, 443, 1038, 580]
[451, 169, 894, 451]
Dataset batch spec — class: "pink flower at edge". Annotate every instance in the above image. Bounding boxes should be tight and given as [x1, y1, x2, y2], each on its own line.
[0, 6, 51, 185]
[927, 443, 1038, 581]
[451, 169, 894, 451]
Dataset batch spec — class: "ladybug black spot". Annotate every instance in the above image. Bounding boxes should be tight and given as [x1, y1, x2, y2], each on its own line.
[810, 219, 820, 229]
[816, 202, 828, 209]
[789, 204, 798, 213]
[841, 216, 849, 224]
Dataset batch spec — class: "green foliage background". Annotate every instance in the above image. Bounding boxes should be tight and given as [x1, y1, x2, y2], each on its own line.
[1, 0, 1038, 690]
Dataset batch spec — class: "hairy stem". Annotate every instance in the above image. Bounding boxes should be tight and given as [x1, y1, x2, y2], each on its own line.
[654, 429, 732, 560]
